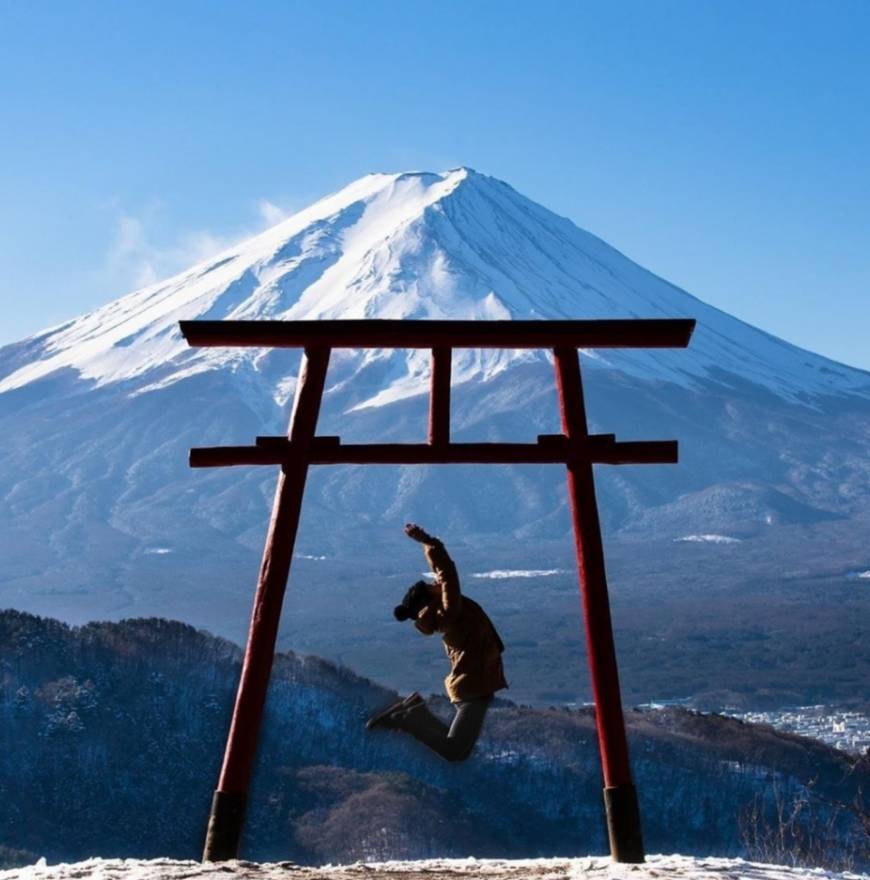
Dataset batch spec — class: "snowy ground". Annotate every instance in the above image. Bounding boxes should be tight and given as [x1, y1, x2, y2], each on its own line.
[1, 856, 866, 880]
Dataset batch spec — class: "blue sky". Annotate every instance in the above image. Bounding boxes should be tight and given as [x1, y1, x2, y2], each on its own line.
[1, 0, 868, 369]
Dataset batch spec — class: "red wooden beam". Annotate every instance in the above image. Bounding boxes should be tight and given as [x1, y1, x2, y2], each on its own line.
[190, 446, 286, 468]
[179, 318, 695, 350]
[188, 437, 678, 468]
[597, 440, 677, 465]
[429, 347, 451, 446]
[202, 346, 331, 861]
[553, 345, 645, 862]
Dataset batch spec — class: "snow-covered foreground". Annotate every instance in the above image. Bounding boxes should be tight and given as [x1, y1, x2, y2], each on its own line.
[1, 856, 866, 880]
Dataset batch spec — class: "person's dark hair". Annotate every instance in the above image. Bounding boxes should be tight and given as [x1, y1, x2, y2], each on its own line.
[394, 580, 432, 621]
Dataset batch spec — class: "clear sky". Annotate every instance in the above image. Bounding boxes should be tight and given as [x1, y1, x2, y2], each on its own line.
[1, 0, 868, 369]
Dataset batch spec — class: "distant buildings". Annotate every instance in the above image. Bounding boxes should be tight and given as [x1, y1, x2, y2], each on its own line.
[727, 705, 870, 755]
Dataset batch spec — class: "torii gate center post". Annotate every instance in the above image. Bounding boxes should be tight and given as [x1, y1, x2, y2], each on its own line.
[180, 318, 696, 864]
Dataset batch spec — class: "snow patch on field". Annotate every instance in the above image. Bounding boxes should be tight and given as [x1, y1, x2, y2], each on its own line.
[1, 855, 865, 880]
[674, 534, 743, 545]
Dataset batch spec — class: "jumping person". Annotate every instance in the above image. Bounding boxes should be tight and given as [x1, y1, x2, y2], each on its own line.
[366, 523, 508, 762]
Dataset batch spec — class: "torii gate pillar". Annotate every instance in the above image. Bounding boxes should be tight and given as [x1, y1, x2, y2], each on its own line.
[554, 346, 643, 861]
[202, 347, 330, 860]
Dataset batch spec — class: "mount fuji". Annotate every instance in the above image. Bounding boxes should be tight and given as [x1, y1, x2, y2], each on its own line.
[2, 168, 869, 703]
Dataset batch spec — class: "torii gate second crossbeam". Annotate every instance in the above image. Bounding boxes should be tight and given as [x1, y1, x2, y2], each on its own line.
[180, 318, 696, 865]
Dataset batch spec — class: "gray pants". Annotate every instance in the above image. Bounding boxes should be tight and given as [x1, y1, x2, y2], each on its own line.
[397, 694, 492, 762]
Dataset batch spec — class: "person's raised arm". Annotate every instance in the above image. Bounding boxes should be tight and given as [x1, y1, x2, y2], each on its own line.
[404, 523, 463, 624]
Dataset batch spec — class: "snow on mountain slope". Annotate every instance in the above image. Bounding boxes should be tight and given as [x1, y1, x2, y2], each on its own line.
[2, 168, 870, 635]
[2, 168, 868, 408]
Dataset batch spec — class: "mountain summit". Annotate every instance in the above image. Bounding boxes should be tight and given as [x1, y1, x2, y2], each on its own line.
[2, 168, 867, 407]
[1, 169, 869, 651]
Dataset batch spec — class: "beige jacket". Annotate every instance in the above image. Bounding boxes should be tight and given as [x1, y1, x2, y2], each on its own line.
[414, 538, 508, 703]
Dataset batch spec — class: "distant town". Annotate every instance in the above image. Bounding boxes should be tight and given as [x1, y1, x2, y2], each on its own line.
[726, 705, 870, 756]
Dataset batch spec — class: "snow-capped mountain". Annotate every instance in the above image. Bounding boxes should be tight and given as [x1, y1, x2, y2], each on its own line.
[3, 168, 867, 403]
[1, 168, 869, 633]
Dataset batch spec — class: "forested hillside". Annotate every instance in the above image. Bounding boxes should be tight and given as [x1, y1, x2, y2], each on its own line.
[1, 611, 866, 870]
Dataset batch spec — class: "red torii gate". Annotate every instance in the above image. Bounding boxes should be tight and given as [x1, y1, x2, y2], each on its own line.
[180, 318, 695, 865]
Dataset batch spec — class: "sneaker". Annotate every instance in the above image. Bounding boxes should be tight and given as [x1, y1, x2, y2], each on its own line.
[401, 691, 424, 710]
[366, 692, 424, 730]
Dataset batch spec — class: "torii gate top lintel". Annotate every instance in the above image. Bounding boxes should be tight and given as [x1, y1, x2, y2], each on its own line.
[182, 318, 696, 470]
[179, 317, 695, 350]
[186, 318, 696, 866]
